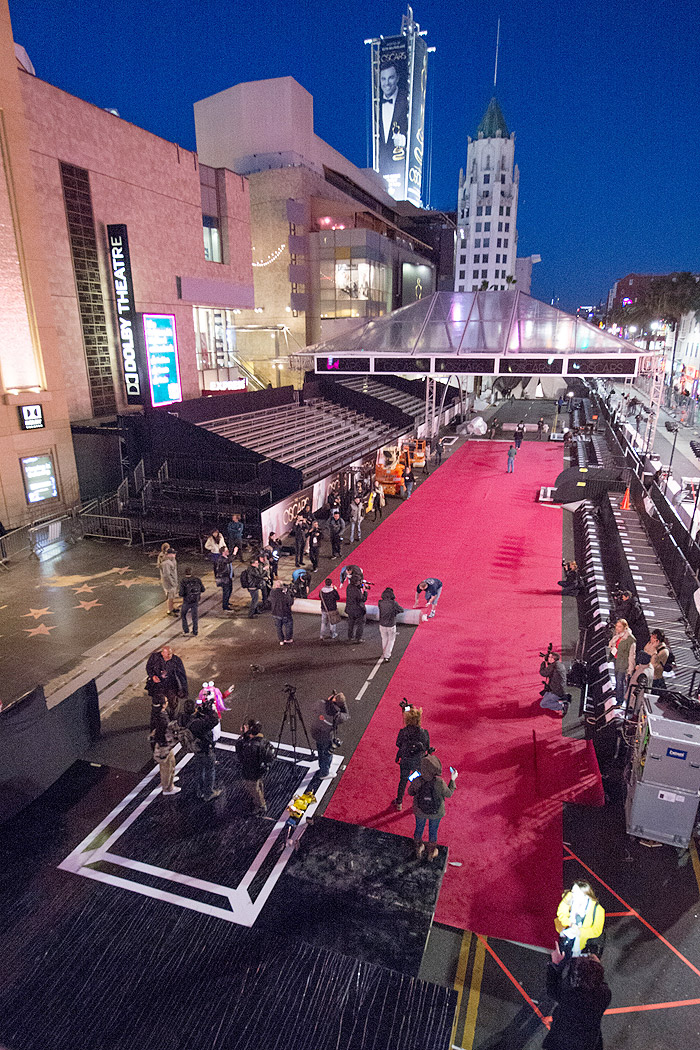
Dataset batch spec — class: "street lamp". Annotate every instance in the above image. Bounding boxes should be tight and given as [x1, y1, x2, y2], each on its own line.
[663, 421, 680, 496]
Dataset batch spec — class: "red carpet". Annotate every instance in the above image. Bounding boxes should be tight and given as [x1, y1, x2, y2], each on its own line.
[315, 441, 603, 947]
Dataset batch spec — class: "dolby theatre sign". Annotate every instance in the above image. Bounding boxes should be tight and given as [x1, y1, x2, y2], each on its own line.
[107, 224, 142, 404]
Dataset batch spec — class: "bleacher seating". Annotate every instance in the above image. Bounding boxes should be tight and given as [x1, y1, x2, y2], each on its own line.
[335, 377, 425, 424]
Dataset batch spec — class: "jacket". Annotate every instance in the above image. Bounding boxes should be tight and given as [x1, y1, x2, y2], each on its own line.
[540, 659, 566, 697]
[378, 588, 403, 626]
[372, 484, 386, 507]
[543, 961, 611, 1050]
[646, 640, 669, 681]
[270, 587, 294, 617]
[555, 892, 605, 951]
[311, 696, 349, 746]
[350, 501, 364, 523]
[179, 575, 205, 603]
[408, 754, 455, 819]
[328, 515, 345, 535]
[146, 651, 188, 697]
[225, 520, 244, 548]
[345, 581, 367, 617]
[235, 733, 274, 780]
[188, 707, 218, 753]
[159, 554, 178, 591]
[609, 629, 636, 674]
[320, 585, 339, 612]
[396, 725, 430, 769]
[205, 533, 227, 556]
[245, 564, 264, 590]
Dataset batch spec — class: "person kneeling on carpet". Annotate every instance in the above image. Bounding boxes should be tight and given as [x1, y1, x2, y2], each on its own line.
[540, 651, 570, 715]
[408, 754, 456, 862]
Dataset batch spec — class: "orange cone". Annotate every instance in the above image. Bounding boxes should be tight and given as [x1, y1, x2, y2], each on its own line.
[620, 487, 630, 510]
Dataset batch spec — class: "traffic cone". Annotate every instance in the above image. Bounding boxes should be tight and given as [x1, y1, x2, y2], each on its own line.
[620, 487, 630, 510]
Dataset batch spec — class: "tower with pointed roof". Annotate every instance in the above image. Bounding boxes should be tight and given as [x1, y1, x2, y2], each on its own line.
[454, 96, 520, 292]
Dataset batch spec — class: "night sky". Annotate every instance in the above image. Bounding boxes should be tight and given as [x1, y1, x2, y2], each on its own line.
[9, 0, 700, 310]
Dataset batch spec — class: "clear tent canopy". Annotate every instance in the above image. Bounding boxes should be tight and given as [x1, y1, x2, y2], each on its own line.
[310, 290, 642, 358]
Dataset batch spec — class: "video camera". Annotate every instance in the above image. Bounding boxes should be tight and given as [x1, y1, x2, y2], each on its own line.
[539, 642, 554, 661]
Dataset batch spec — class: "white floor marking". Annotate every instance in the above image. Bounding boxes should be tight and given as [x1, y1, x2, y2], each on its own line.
[355, 656, 385, 701]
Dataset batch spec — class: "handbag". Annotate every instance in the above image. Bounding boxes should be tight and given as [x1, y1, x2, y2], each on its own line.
[329, 610, 341, 625]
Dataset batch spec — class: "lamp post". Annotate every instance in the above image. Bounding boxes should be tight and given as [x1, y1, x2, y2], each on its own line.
[663, 421, 680, 496]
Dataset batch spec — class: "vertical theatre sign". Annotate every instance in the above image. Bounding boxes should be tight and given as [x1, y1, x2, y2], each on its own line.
[107, 224, 141, 404]
[369, 7, 429, 205]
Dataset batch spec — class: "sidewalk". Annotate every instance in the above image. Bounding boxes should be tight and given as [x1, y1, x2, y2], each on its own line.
[615, 380, 700, 481]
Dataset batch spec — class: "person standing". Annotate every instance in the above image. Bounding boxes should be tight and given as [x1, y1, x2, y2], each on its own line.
[311, 692, 349, 778]
[307, 521, 322, 572]
[157, 543, 179, 616]
[537, 417, 545, 440]
[507, 444, 516, 472]
[540, 651, 569, 715]
[214, 552, 234, 611]
[292, 514, 307, 567]
[514, 421, 525, 449]
[150, 698, 180, 795]
[267, 531, 282, 578]
[188, 695, 221, 801]
[345, 572, 368, 644]
[435, 439, 444, 466]
[241, 559, 263, 618]
[378, 586, 403, 661]
[319, 577, 340, 640]
[408, 754, 457, 861]
[393, 705, 430, 811]
[555, 881, 606, 959]
[235, 720, 275, 816]
[543, 951, 611, 1050]
[349, 496, 364, 542]
[179, 567, 205, 636]
[403, 464, 415, 498]
[414, 578, 443, 619]
[371, 479, 386, 521]
[204, 528, 227, 565]
[146, 644, 188, 717]
[270, 579, 294, 645]
[608, 619, 636, 706]
[225, 513, 244, 561]
[328, 508, 345, 559]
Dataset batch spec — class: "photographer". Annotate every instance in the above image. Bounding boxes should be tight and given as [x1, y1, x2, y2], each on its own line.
[270, 579, 294, 645]
[345, 571, 369, 644]
[393, 704, 430, 811]
[408, 754, 457, 861]
[188, 695, 221, 802]
[540, 650, 569, 715]
[311, 691, 349, 779]
[558, 560, 582, 597]
[235, 720, 275, 816]
[145, 644, 188, 718]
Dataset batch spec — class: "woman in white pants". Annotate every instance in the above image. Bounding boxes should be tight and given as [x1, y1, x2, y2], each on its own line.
[378, 586, 404, 661]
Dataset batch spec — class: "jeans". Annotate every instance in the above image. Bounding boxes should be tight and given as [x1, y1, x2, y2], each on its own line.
[405, 482, 414, 498]
[615, 671, 629, 706]
[247, 587, 260, 617]
[331, 534, 342, 557]
[350, 521, 362, 542]
[309, 547, 319, 571]
[242, 778, 266, 814]
[320, 610, 338, 639]
[274, 614, 293, 642]
[380, 624, 397, 658]
[347, 612, 365, 641]
[317, 741, 332, 776]
[414, 814, 442, 842]
[507, 457, 515, 472]
[425, 587, 442, 617]
[295, 540, 305, 567]
[181, 600, 199, 635]
[396, 761, 417, 804]
[373, 504, 383, 520]
[194, 751, 216, 797]
[541, 690, 566, 712]
[156, 749, 176, 792]
[221, 578, 232, 609]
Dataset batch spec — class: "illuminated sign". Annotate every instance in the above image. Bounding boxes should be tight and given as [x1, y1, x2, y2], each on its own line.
[567, 358, 637, 376]
[107, 224, 142, 404]
[499, 358, 563, 375]
[142, 314, 182, 407]
[18, 404, 45, 431]
[315, 357, 371, 373]
[20, 453, 58, 505]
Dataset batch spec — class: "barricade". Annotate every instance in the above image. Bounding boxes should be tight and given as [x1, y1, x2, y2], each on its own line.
[80, 513, 133, 543]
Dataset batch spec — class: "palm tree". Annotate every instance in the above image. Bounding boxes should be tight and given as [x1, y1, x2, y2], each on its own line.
[611, 273, 700, 370]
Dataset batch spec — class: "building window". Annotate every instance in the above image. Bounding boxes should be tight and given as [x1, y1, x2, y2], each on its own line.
[483, 174, 490, 184]
[464, 209, 469, 218]
[460, 254, 466, 264]
[485, 206, 491, 214]
[200, 164, 223, 263]
[482, 255, 489, 264]
[504, 237, 509, 247]
[483, 238, 490, 248]
[477, 206, 483, 216]
[203, 216, 222, 263]
[501, 174, 506, 184]
[502, 254, 507, 263]
[484, 222, 491, 231]
[473, 270, 479, 279]
[474, 239, 481, 248]
[498, 222, 503, 232]
[475, 223, 482, 232]
[473, 255, 480, 263]
[458, 284, 465, 291]
[499, 206, 504, 215]
[60, 162, 116, 416]
[472, 284, 478, 290]
[483, 190, 489, 198]
[459, 270, 465, 279]
[481, 270, 488, 278]
[497, 238, 502, 247]
[505, 223, 510, 232]
[506, 207, 511, 215]
[496, 254, 500, 263]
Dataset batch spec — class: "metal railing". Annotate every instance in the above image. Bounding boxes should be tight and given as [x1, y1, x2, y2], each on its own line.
[80, 513, 133, 543]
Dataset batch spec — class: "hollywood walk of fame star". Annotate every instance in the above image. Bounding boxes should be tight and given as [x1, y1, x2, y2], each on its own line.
[21, 607, 53, 620]
[115, 578, 139, 588]
[74, 599, 103, 610]
[111, 567, 132, 575]
[74, 584, 96, 594]
[24, 623, 57, 636]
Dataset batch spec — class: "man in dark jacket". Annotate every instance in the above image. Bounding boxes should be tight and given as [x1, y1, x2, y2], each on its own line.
[179, 567, 205, 636]
[145, 645, 188, 716]
[311, 692, 349, 778]
[292, 514, 307, 567]
[188, 698, 221, 801]
[225, 513, 244, 561]
[270, 579, 294, 644]
[214, 552, 234, 610]
[319, 578, 340, 640]
[235, 720, 275, 815]
[345, 573, 368, 643]
[543, 950, 611, 1050]
[243, 559, 264, 618]
[540, 651, 569, 714]
[328, 509, 345, 558]
[307, 521, 322, 571]
[378, 586, 403, 661]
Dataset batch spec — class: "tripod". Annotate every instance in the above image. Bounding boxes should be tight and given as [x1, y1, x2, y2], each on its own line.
[276, 685, 313, 766]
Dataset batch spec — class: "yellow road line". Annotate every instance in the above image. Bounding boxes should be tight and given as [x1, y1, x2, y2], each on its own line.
[461, 934, 487, 1049]
[690, 840, 700, 896]
[450, 930, 472, 1046]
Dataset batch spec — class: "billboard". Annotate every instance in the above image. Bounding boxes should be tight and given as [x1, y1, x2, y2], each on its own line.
[20, 453, 58, 505]
[107, 224, 142, 404]
[401, 263, 433, 305]
[142, 314, 183, 407]
[370, 13, 429, 205]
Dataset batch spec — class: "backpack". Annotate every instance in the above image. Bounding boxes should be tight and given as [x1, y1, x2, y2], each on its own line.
[169, 721, 201, 754]
[415, 777, 441, 815]
[214, 558, 229, 581]
[182, 577, 201, 603]
[663, 647, 676, 673]
[240, 568, 250, 589]
[259, 739, 275, 775]
[399, 729, 426, 764]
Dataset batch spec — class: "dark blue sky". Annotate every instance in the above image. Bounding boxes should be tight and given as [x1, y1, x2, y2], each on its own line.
[9, 0, 700, 310]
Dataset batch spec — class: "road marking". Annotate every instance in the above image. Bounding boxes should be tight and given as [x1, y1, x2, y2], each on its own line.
[450, 930, 472, 1047]
[478, 936, 550, 1029]
[355, 657, 385, 701]
[690, 840, 700, 896]
[461, 934, 486, 1048]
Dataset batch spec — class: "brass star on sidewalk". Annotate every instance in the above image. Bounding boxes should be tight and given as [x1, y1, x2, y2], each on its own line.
[21, 608, 53, 620]
[115, 579, 139, 588]
[24, 623, 57, 636]
[74, 584, 95, 594]
[74, 599, 103, 610]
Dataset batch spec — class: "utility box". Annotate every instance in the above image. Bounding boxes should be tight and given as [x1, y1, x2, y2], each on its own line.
[625, 771, 699, 848]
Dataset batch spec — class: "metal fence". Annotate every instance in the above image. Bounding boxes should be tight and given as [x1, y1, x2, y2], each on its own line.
[80, 513, 133, 543]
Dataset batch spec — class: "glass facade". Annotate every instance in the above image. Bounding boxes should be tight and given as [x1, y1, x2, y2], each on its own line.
[193, 307, 242, 389]
[200, 165, 222, 263]
[316, 230, 391, 319]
